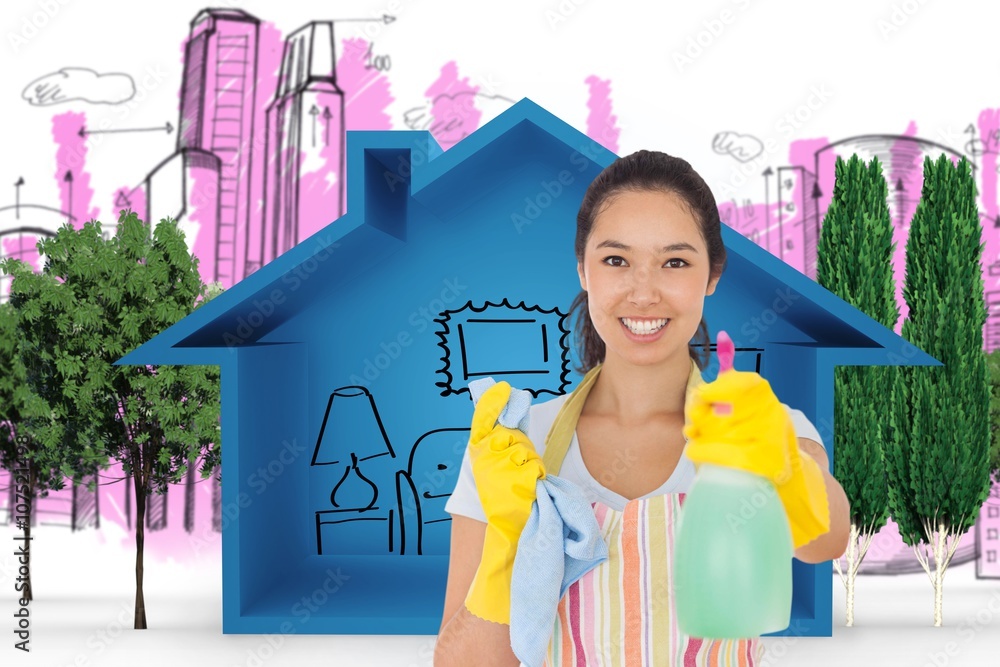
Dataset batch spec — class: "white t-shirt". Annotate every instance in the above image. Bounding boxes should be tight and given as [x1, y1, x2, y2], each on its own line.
[444, 392, 827, 523]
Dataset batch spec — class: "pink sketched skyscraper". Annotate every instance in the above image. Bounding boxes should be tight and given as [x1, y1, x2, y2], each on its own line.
[178, 8, 259, 288]
[253, 21, 345, 270]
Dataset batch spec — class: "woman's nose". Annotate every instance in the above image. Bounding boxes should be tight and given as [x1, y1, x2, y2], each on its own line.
[626, 269, 660, 305]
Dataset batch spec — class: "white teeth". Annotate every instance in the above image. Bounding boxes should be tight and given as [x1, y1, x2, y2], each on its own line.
[621, 317, 668, 334]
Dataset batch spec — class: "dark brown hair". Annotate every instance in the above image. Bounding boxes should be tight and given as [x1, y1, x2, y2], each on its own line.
[568, 149, 727, 373]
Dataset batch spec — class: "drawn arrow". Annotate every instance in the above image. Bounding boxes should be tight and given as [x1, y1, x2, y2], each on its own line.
[333, 14, 396, 24]
[79, 121, 173, 137]
[323, 106, 333, 146]
[64, 170, 73, 224]
[309, 105, 319, 148]
[14, 177, 23, 220]
[115, 189, 131, 208]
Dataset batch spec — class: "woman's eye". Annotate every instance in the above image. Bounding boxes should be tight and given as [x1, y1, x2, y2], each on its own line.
[602, 256, 627, 267]
[665, 259, 688, 268]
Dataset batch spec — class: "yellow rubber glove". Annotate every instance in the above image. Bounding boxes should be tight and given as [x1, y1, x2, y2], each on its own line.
[464, 381, 546, 625]
[682, 369, 830, 550]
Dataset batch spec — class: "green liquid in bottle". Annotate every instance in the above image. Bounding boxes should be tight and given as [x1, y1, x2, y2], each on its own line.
[674, 463, 793, 639]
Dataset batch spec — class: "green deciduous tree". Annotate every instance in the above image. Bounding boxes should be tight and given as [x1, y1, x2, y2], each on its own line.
[0, 301, 102, 602]
[887, 154, 992, 626]
[0, 210, 221, 629]
[816, 154, 898, 626]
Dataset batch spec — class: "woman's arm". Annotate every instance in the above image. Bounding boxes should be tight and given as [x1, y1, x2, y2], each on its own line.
[434, 515, 522, 667]
[792, 437, 851, 563]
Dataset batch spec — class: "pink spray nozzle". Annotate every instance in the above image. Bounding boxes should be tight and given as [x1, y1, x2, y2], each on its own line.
[714, 330, 735, 416]
[717, 330, 735, 374]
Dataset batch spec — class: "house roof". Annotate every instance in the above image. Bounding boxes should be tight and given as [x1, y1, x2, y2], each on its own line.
[115, 97, 940, 370]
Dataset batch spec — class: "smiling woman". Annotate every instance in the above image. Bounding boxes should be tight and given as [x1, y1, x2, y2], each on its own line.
[436, 150, 846, 667]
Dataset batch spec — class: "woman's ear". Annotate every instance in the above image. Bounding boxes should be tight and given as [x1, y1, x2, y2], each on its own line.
[577, 261, 587, 291]
[706, 273, 721, 296]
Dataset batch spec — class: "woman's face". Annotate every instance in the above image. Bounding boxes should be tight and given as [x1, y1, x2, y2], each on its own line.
[577, 188, 720, 367]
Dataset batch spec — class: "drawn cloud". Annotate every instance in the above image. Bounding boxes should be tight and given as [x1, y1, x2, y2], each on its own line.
[22, 68, 136, 106]
[711, 131, 764, 163]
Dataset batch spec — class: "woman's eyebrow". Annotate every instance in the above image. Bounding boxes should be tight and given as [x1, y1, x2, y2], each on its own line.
[595, 239, 699, 253]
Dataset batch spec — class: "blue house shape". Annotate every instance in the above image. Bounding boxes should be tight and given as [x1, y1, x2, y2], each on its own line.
[115, 97, 940, 636]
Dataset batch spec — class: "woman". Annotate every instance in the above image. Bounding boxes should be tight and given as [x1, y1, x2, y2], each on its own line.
[436, 150, 850, 666]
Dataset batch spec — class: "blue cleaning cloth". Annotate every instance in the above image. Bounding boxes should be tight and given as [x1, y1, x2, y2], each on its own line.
[510, 475, 609, 667]
[467, 377, 532, 434]
[467, 377, 609, 667]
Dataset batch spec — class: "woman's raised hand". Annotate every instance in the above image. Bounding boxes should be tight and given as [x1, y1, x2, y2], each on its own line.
[464, 380, 545, 625]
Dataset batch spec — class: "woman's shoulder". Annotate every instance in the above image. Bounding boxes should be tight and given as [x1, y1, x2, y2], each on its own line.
[526, 392, 572, 453]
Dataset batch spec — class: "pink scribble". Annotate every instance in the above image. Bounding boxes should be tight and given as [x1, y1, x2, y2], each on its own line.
[888, 121, 921, 331]
[338, 37, 394, 131]
[331, 37, 394, 219]
[244, 21, 285, 277]
[186, 161, 221, 287]
[584, 75, 619, 154]
[978, 110, 1000, 224]
[424, 61, 480, 151]
[52, 111, 99, 229]
[295, 95, 345, 244]
[977, 111, 1000, 303]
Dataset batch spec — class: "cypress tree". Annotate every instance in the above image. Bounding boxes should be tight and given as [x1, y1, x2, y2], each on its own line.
[816, 154, 897, 626]
[886, 154, 991, 626]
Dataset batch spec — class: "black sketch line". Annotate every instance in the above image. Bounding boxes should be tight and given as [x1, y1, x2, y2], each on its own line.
[401, 91, 518, 142]
[315, 511, 388, 555]
[79, 122, 173, 137]
[22, 68, 136, 106]
[762, 166, 773, 246]
[395, 427, 469, 555]
[330, 452, 379, 509]
[310, 385, 396, 466]
[434, 298, 572, 398]
[332, 14, 396, 24]
[64, 171, 73, 225]
[13, 178, 24, 220]
[812, 134, 970, 235]
[145, 485, 167, 532]
[261, 20, 345, 275]
[711, 131, 764, 163]
[395, 470, 421, 555]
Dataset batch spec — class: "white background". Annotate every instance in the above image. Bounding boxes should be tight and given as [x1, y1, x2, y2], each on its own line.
[3, 0, 1000, 665]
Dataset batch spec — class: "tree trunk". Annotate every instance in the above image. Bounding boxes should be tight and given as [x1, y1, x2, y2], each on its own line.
[21, 464, 36, 602]
[933, 523, 944, 627]
[845, 527, 855, 627]
[132, 466, 147, 630]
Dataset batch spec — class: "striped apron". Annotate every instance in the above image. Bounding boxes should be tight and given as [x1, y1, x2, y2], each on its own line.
[540, 360, 765, 667]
